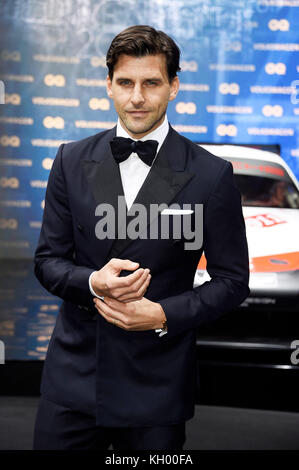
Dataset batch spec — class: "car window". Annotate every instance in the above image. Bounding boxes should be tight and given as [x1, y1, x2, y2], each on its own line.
[234, 175, 299, 209]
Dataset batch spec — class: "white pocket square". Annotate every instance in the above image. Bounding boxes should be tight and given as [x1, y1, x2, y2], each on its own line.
[160, 209, 194, 215]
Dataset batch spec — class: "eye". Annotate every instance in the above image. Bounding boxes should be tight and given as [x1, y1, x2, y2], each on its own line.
[146, 80, 159, 86]
[118, 79, 132, 86]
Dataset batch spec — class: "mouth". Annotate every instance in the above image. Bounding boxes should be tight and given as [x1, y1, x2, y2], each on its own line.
[127, 110, 150, 118]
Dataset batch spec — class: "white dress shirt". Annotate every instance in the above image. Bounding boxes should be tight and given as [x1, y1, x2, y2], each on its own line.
[89, 116, 169, 336]
[116, 115, 169, 210]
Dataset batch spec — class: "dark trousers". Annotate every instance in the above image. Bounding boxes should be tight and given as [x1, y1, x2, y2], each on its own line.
[33, 397, 186, 450]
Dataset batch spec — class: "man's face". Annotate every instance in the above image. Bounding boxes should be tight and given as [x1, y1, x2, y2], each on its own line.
[106, 54, 179, 138]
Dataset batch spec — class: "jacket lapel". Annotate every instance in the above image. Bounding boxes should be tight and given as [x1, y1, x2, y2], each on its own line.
[81, 127, 126, 259]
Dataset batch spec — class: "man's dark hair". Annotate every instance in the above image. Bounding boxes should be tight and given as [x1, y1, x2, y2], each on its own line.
[106, 25, 181, 82]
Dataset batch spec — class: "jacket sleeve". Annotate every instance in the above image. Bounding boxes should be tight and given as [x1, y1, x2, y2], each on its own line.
[158, 160, 250, 339]
[34, 144, 95, 308]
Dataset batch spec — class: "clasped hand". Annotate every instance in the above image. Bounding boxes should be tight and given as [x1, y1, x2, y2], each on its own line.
[91, 258, 166, 331]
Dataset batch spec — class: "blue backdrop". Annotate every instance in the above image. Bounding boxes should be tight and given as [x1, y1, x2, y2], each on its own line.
[0, 0, 299, 359]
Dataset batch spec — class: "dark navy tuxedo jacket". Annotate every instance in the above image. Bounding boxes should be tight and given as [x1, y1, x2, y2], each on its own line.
[34, 125, 250, 427]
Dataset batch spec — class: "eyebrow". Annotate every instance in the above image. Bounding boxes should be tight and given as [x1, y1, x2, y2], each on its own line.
[115, 77, 163, 83]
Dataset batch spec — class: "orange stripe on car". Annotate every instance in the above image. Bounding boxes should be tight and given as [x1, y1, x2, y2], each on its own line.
[197, 251, 299, 273]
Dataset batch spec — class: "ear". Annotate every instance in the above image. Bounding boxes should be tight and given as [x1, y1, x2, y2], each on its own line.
[169, 76, 179, 102]
[106, 75, 113, 99]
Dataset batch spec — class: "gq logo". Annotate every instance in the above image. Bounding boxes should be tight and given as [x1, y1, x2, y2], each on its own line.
[219, 83, 240, 95]
[43, 116, 65, 129]
[0, 218, 18, 229]
[0, 50, 20, 61]
[290, 340, 299, 365]
[223, 41, 241, 52]
[42, 158, 54, 170]
[180, 61, 198, 72]
[175, 102, 196, 114]
[44, 74, 65, 87]
[216, 124, 237, 137]
[262, 105, 283, 117]
[5, 93, 21, 105]
[89, 98, 110, 111]
[265, 63, 286, 75]
[40, 304, 59, 311]
[90, 56, 106, 68]
[291, 80, 299, 105]
[0, 177, 19, 189]
[0, 135, 20, 147]
[268, 19, 289, 31]
[0, 81, 4, 104]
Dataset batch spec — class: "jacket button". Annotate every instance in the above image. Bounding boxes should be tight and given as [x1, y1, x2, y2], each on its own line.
[77, 224, 83, 231]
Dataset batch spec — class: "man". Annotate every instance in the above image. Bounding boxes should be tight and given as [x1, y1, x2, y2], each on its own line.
[33, 25, 250, 450]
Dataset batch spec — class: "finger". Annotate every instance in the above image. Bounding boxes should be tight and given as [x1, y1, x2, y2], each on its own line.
[93, 297, 129, 324]
[109, 258, 139, 274]
[99, 299, 149, 331]
[130, 269, 151, 293]
[97, 305, 132, 331]
[117, 269, 150, 298]
[111, 267, 146, 292]
[97, 307, 128, 330]
[94, 298, 149, 331]
[118, 272, 151, 301]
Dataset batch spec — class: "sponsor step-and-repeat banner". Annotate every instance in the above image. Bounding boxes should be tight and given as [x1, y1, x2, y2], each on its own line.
[0, 0, 299, 359]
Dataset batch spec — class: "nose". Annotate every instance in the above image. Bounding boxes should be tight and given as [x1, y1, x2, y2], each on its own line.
[131, 84, 145, 107]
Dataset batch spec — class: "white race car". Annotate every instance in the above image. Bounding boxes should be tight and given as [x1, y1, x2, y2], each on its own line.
[194, 144, 299, 311]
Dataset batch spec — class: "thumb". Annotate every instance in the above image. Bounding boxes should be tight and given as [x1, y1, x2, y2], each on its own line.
[109, 258, 139, 273]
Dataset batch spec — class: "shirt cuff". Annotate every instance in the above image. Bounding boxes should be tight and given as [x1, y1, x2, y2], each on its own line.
[89, 271, 104, 300]
[155, 328, 168, 337]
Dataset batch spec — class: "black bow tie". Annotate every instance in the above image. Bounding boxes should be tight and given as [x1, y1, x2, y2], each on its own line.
[110, 137, 158, 167]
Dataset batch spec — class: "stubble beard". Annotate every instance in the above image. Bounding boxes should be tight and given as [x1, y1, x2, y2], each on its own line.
[120, 110, 166, 138]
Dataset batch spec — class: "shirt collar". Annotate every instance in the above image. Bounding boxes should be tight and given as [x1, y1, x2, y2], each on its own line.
[116, 115, 169, 154]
